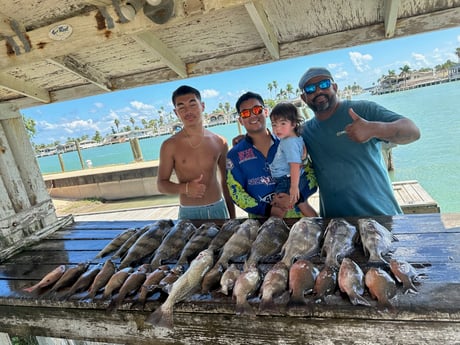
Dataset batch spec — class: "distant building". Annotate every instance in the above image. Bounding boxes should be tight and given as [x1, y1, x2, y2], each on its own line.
[448, 64, 460, 81]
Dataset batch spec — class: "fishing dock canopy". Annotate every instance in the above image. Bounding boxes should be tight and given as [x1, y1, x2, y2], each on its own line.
[1, 0, 459, 109]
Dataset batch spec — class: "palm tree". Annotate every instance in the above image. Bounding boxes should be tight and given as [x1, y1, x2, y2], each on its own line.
[456, 47, 460, 63]
[272, 80, 278, 99]
[114, 119, 120, 132]
[286, 83, 294, 99]
[267, 82, 273, 98]
[129, 116, 135, 127]
[399, 64, 411, 87]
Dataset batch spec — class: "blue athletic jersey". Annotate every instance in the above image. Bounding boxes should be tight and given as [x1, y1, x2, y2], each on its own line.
[226, 132, 316, 218]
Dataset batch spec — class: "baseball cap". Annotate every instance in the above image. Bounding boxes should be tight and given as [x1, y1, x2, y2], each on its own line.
[298, 67, 333, 89]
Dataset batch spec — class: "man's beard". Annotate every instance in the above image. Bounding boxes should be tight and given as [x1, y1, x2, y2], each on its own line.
[308, 94, 332, 113]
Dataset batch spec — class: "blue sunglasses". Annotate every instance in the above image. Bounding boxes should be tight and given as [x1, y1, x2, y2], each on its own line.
[303, 79, 332, 94]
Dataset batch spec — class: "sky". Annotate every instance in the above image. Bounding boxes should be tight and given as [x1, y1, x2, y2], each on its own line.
[22, 27, 460, 146]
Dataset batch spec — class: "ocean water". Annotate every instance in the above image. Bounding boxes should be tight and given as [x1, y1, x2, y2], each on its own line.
[37, 81, 460, 213]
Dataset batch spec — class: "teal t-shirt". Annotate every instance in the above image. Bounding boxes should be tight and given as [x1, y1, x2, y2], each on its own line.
[301, 100, 403, 218]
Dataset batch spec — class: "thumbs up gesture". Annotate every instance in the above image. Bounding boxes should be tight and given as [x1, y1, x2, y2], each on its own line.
[344, 108, 374, 143]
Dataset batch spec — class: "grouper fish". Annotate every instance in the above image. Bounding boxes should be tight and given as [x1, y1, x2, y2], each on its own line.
[358, 218, 397, 264]
[321, 218, 357, 267]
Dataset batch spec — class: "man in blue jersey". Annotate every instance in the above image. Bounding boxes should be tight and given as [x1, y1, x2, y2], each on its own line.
[298, 67, 421, 218]
[226, 92, 317, 218]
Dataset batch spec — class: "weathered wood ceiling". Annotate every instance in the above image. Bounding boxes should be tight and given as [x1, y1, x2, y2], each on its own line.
[1, 0, 459, 111]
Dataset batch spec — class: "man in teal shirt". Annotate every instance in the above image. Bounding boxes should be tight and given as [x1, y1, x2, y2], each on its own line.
[298, 67, 421, 217]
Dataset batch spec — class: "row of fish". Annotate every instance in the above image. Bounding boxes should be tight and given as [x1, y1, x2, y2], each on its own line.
[21, 216, 421, 329]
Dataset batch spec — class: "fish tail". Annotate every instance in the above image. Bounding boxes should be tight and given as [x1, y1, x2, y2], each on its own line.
[22, 285, 39, 294]
[259, 298, 276, 313]
[288, 294, 308, 306]
[235, 299, 255, 316]
[146, 304, 174, 329]
[349, 293, 371, 307]
[403, 281, 419, 294]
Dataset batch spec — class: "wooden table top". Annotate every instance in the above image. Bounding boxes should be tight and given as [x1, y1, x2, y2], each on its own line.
[0, 213, 459, 345]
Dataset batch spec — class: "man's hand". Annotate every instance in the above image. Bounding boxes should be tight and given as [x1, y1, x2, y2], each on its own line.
[188, 174, 206, 198]
[232, 134, 245, 147]
[344, 108, 374, 143]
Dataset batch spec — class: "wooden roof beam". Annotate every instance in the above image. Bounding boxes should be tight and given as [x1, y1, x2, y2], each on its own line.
[47, 56, 112, 92]
[245, 1, 279, 60]
[132, 31, 187, 78]
[0, 73, 50, 103]
[0, 12, 16, 37]
[384, 0, 400, 38]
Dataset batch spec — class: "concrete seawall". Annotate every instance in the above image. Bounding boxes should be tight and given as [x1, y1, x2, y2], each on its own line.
[43, 161, 168, 200]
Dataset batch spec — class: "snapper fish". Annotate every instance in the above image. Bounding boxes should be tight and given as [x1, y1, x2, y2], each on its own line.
[313, 265, 338, 301]
[321, 218, 357, 267]
[338, 258, 370, 307]
[22, 265, 66, 294]
[389, 259, 420, 294]
[288, 259, 319, 306]
[146, 249, 214, 329]
[233, 264, 261, 316]
[47, 262, 89, 295]
[259, 261, 289, 312]
[219, 263, 241, 296]
[358, 218, 397, 264]
[365, 267, 397, 308]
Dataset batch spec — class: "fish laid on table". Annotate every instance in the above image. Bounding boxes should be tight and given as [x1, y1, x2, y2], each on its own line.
[119, 219, 175, 269]
[280, 217, 323, 267]
[146, 249, 214, 329]
[207, 218, 241, 253]
[313, 265, 338, 301]
[288, 259, 319, 305]
[111, 226, 148, 260]
[61, 263, 103, 300]
[365, 267, 397, 308]
[150, 219, 196, 268]
[389, 259, 420, 294]
[338, 258, 370, 306]
[22, 264, 66, 294]
[244, 216, 290, 270]
[132, 265, 170, 309]
[48, 262, 89, 295]
[85, 259, 116, 300]
[321, 218, 357, 267]
[95, 227, 138, 259]
[158, 266, 183, 294]
[175, 222, 220, 269]
[233, 264, 261, 316]
[201, 219, 260, 293]
[219, 263, 241, 296]
[102, 267, 134, 300]
[107, 264, 152, 311]
[259, 261, 289, 312]
[358, 218, 397, 264]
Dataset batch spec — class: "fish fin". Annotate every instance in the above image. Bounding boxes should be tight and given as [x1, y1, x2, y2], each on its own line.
[235, 300, 255, 317]
[259, 298, 276, 313]
[146, 304, 174, 329]
[349, 293, 371, 307]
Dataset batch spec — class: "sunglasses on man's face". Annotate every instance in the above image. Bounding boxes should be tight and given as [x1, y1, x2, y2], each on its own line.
[239, 105, 264, 119]
[303, 79, 332, 95]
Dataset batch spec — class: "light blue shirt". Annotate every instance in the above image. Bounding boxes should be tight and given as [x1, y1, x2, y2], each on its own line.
[269, 136, 305, 178]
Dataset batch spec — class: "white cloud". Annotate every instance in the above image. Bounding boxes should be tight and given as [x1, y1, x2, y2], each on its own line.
[349, 51, 373, 72]
[412, 53, 429, 67]
[202, 89, 219, 98]
[94, 102, 104, 108]
[130, 101, 155, 111]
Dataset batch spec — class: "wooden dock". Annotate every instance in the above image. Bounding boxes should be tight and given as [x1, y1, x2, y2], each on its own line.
[0, 214, 459, 344]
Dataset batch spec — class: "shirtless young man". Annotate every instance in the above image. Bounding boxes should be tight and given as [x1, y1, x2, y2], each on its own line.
[157, 85, 235, 219]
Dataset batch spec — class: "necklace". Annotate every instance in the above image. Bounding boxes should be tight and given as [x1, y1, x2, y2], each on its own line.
[183, 127, 204, 149]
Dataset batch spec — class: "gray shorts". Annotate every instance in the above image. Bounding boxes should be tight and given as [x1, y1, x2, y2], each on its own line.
[178, 198, 229, 219]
